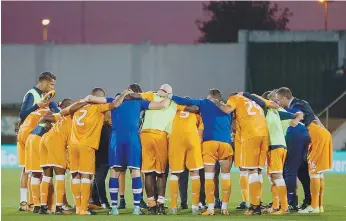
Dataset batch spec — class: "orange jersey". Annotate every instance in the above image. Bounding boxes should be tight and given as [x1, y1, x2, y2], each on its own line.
[50, 114, 72, 144]
[19, 108, 50, 132]
[172, 105, 204, 135]
[70, 103, 111, 149]
[226, 95, 268, 139]
[140, 91, 155, 101]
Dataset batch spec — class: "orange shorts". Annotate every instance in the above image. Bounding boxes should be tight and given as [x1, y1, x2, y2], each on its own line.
[25, 134, 43, 173]
[39, 133, 50, 167]
[239, 136, 269, 169]
[141, 130, 168, 174]
[68, 145, 95, 174]
[307, 123, 333, 174]
[17, 129, 31, 167]
[169, 132, 203, 173]
[42, 132, 68, 169]
[202, 141, 234, 165]
[267, 147, 287, 174]
[234, 132, 242, 167]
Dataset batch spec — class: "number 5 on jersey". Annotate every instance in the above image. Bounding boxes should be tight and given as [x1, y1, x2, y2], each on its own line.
[76, 110, 88, 126]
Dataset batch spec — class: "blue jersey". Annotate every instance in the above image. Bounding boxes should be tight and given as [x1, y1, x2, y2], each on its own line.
[171, 95, 232, 143]
[108, 99, 150, 133]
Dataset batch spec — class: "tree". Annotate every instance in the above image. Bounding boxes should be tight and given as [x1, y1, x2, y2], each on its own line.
[196, 1, 292, 43]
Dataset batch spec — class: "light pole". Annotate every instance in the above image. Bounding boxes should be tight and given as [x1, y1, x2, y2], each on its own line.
[319, 0, 329, 30]
[41, 19, 50, 41]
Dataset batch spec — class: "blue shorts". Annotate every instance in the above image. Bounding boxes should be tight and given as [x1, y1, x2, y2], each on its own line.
[108, 130, 142, 169]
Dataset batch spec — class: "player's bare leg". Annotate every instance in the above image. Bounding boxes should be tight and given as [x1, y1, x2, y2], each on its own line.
[70, 172, 81, 214]
[144, 172, 157, 214]
[19, 168, 29, 211]
[54, 167, 71, 215]
[130, 169, 143, 215]
[237, 167, 250, 210]
[245, 169, 261, 216]
[139, 173, 147, 208]
[201, 164, 216, 216]
[79, 173, 93, 215]
[270, 173, 288, 215]
[156, 172, 167, 215]
[31, 172, 42, 213]
[219, 157, 233, 215]
[39, 167, 53, 214]
[118, 171, 126, 209]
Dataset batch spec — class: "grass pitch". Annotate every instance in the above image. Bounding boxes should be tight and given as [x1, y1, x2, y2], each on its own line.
[2, 169, 346, 221]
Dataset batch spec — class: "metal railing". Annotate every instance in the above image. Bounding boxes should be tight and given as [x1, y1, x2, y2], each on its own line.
[317, 90, 346, 130]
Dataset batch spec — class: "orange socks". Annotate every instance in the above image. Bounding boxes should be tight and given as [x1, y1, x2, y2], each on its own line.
[248, 173, 261, 206]
[55, 175, 66, 206]
[319, 174, 325, 208]
[71, 178, 81, 211]
[40, 176, 52, 206]
[274, 178, 288, 211]
[239, 171, 249, 203]
[169, 175, 179, 209]
[31, 177, 41, 206]
[271, 184, 279, 209]
[191, 176, 201, 207]
[80, 178, 92, 212]
[221, 173, 231, 210]
[205, 172, 215, 210]
[310, 174, 321, 209]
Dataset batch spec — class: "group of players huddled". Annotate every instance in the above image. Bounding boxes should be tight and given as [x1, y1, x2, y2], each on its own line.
[16, 71, 333, 216]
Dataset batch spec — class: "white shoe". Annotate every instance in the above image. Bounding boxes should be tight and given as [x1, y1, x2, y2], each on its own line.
[298, 206, 320, 214]
[319, 206, 324, 213]
[198, 202, 206, 209]
[170, 208, 178, 215]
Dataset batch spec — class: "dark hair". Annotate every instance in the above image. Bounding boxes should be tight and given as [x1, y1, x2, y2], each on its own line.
[39, 72, 56, 82]
[60, 98, 73, 108]
[276, 87, 293, 99]
[208, 88, 222, 100]
[262, 91, 271, 99]
[91, 87, 105, 96]
[129, 83, 142, 93]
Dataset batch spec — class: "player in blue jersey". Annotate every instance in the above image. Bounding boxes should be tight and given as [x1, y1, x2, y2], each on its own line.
[87, 84, 170, 215]
[158, 88, 233, 215]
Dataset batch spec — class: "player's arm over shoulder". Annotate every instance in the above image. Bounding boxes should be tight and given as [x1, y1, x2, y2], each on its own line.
[214, 96, 236, 114]
[146, 98, 171, 110]
[180, 104, 199, 113]
[126, 91, 155, 101]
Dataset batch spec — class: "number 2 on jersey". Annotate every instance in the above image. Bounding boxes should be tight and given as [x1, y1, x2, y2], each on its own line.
[245, 101, 263, 116]
[76, 110, 88, 126]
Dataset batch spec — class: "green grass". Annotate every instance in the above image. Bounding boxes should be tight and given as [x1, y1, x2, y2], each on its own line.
[2, 169, 346, 221]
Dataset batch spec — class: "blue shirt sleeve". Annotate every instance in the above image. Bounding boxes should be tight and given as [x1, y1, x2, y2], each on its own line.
[140, 100, 150, 110]
[106, 97, 115, 103]
[19, 93, 39, 120]
[278, 111, 295, 120]
[171, 95, 202, 106]
[49, 102, 61, 113]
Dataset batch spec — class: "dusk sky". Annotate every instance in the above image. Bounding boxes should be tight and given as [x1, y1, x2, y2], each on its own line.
[2, 1, 346, 44]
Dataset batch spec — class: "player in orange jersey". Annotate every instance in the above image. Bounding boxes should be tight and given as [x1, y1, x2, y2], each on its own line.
[169, 104, 204, 215]
[69, 88, 131, 215]
[38, 98, 91, 214]
[214, 93, 278, 216]
[17, 72, 56, 211]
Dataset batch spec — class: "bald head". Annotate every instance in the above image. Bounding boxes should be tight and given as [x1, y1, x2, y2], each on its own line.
[159, 84, 173, 94]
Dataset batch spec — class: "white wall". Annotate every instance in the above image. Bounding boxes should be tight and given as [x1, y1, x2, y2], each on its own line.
[333, 121, 346, 150]
[1, 43, 246, 103]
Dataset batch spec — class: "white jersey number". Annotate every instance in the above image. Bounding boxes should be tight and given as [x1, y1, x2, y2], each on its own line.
[76, 110, 88, 126]
[245, 101, 263, 116]
[179, 111, 190, 118]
